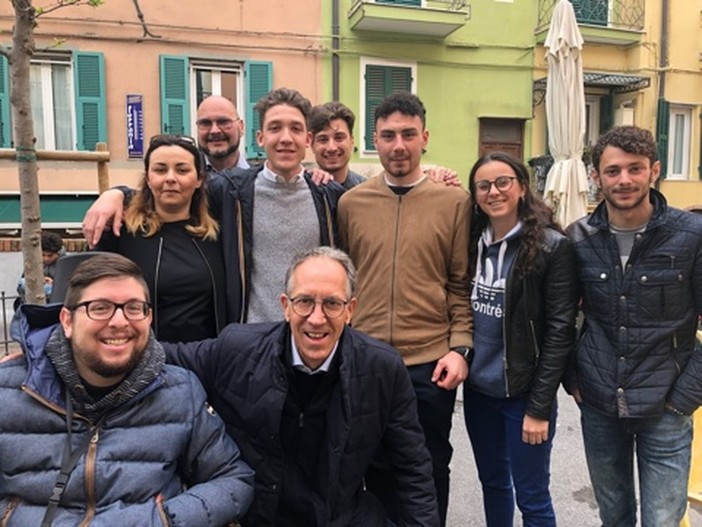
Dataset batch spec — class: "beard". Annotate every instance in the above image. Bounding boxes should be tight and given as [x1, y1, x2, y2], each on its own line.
[80, 343, 147, 381]
[201, 135, 241, 160]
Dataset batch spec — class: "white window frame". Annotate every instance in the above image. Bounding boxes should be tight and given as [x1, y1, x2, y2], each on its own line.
[188, 60, 244, 138]
[667, 105, 692, 180]
[359, 57, 417, 157]
[30, 55, 75, 151]
[584, 95, 600, 149]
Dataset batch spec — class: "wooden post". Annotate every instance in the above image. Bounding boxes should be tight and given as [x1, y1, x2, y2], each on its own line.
[96, 142, 109, 194]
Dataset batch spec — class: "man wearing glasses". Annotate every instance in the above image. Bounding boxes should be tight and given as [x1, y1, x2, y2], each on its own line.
[163, 246, 440, 526]
[195, 95, 250, 173]
[0, 253, 254, 525]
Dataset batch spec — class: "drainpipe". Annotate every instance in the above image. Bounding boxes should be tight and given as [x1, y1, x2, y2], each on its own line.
[656, 0, 669, 188]
[658, 0, 669, 98]
[332, 0, 340, 101]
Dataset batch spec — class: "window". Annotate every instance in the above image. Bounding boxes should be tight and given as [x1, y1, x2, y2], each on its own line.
[0, 51, 106, 150]
[361, 59, 415, 152]
[584, 96, 601, 148]
[190, 60, 243, 128]
[667, 106, 692, 180]
[572, 0, 609, 26]
[30, 55, 74, 150]
[160, 56, 272, 159]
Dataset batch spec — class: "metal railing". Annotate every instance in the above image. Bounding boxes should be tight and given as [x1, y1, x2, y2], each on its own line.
[537, 0, 644, 32]
[1, 291, 20, 356]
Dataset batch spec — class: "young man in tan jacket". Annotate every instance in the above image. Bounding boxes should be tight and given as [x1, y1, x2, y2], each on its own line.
[337, 91, 472, 527]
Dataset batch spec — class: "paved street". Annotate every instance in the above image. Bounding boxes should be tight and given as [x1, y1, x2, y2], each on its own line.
[447, 388, 702, 526]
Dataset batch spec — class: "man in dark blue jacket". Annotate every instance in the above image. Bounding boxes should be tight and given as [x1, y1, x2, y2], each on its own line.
[164, 246, 440, 527]
[566, 125, 702, 527]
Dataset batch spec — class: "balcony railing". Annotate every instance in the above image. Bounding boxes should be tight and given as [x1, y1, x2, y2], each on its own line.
[537, 0, 644, 32]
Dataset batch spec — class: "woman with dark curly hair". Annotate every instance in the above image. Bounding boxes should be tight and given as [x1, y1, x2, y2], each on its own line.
[464, 151, 578, 526]
[96, 134, 226, 342]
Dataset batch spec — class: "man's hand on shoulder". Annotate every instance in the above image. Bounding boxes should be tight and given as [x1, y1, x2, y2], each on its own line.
[431, 350, 468, 390]
[310, 167, 334, 186]
[424, 166, 462, 188]
[82, 189, 126, 247]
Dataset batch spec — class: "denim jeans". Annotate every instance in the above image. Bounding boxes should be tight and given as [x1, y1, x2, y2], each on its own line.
[366, 360, 455, 527]
[580, 403, 692, 527]
[463, 387, 557, 527]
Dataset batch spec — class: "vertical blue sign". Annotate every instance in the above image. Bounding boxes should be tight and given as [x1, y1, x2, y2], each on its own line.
[126, 95, 144, 158]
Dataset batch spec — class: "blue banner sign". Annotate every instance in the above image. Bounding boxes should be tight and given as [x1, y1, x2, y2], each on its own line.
[126, 95, 144, 158]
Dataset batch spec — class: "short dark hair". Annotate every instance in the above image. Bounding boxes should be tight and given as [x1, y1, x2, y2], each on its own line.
[64, 254, 150, 309]
[41, 231, 63, 254]
[309, 102, 356, 137]
[285, 247, 356, 299]
[374, 91, 426, 128]
[254, 87, 312, 130]
[592, 126, 657, 173]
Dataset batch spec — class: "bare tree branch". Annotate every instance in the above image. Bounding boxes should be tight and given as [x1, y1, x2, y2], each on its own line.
[35, 0, 103, 17]
[131, 0, 161, 39]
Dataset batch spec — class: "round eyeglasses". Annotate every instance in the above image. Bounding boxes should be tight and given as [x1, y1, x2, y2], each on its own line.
[287, 296, 349, 319]
[474, 176, 517, 194]
[71, 300, 151, 321]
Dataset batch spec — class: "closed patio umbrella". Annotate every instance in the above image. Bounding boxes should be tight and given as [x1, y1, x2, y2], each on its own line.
[543, 0, 589, 227]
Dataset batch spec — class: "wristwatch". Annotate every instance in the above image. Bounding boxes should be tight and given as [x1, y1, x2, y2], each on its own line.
[451, 346, 474, 366]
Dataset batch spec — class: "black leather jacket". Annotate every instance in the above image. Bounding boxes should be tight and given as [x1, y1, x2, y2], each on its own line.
[566, 189, 702, 417]
[473, 227, 578, 420]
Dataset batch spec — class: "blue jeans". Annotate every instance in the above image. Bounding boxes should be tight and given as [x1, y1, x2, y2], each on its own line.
[580, 403, 692, 527]
[463, 387, 557, 527]
[366, 361, 455, 527]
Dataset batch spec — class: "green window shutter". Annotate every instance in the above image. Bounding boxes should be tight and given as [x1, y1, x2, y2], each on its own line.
[656, 98, 670, 179]
[159, 55, 189, 136]
[0, 55, 10, 148]
[244, 61, 272, 159]
[599, 92, 614, 134]
[74, 51, 106, 151]
[364, 64, 412, 151]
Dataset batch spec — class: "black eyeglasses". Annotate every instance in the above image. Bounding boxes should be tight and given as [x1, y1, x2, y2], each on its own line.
[71, 300, 151, 321]
[474, 176, 517, 194]
[195, 118, 239, 131]
[287, 295, 349, 319]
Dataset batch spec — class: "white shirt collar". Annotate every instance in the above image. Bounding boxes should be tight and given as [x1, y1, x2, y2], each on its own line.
[262, 162, 305, 184]
[290, 335, 339, 375]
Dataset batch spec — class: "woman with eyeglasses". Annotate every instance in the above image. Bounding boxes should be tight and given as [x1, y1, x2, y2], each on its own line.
[96, 134, 226, 343]
[463, 151, 578, 526]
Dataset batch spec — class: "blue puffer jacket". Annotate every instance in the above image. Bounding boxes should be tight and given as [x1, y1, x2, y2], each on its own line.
[0, 304, 255, 526]
[566, 189, 702, 417]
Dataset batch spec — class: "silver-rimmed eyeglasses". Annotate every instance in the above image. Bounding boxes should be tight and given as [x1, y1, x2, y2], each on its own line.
[287, 295, 349, 319]
[71, 300, 151, 321]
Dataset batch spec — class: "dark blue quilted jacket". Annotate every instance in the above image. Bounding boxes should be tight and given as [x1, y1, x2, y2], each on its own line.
[566, 189, 702, 417]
